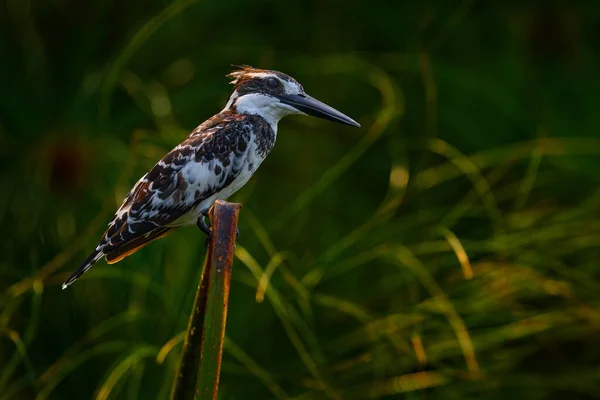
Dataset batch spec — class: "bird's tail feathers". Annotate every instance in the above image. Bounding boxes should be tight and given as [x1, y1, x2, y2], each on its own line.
[62, 250, 103, 290]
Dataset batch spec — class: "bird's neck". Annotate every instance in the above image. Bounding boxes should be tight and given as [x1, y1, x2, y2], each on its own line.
[223, 92, 296, 133]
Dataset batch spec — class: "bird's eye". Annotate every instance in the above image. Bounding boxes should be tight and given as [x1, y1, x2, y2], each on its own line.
[266, 77, 279, 89]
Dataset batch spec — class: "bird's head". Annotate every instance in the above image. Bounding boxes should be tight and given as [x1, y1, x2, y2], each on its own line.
[224, 66, 360, 128]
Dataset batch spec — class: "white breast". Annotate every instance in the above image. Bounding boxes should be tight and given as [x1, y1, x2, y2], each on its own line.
[170, 139, 266, 227]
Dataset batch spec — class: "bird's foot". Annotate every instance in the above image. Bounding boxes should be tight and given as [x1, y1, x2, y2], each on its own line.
[197, 215, 212, 248]
[197, 214, 239, 248]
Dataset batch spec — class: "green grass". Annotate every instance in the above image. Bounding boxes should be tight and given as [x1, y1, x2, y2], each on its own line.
[2, 1, 600, 399]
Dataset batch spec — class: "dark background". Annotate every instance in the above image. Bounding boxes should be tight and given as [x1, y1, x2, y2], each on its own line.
[1, 0, 600, 399]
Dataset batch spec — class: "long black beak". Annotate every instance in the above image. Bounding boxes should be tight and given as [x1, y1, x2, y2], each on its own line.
[278, 93, 360, 127]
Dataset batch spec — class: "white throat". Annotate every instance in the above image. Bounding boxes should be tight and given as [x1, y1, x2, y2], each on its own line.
[225, 93, 300, 132]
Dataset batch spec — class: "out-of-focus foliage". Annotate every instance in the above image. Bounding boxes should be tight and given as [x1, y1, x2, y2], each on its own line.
[1, 1, 599, 399]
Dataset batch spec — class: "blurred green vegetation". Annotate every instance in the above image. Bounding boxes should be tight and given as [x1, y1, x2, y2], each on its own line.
[1, 0, 600, 399]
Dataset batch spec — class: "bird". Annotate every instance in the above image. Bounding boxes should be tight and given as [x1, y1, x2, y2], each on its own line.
[62, 65, 360, 289]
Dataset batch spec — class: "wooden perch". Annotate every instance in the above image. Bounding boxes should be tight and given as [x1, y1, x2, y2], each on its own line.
[170, 200, 241, 400]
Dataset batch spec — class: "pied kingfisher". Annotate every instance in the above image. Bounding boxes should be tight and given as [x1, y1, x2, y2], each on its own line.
[62, 66, 360, 289]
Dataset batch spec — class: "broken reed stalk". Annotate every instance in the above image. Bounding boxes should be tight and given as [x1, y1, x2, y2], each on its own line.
[170, 200, 241, 400]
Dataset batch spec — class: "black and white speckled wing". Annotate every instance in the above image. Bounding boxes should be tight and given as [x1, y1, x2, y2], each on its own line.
[62, 112, 272, 288]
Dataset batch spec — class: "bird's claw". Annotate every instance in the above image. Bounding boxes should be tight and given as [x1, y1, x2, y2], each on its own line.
[197, 214, 239, 249]
[197, 215, 211, 235]
[197, 215, 212, 248]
